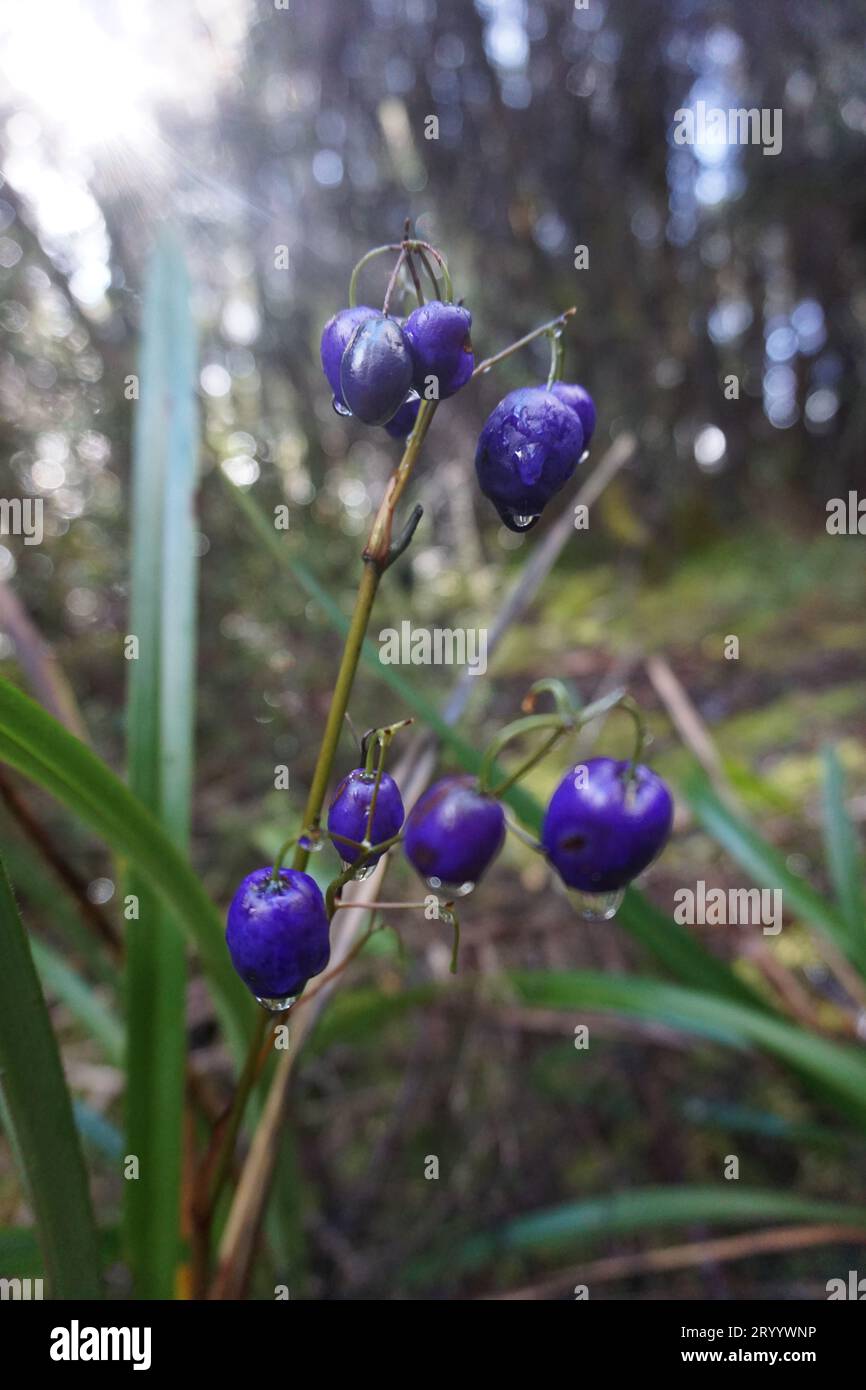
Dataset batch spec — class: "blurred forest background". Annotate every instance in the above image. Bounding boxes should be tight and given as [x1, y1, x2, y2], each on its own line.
[0, 0, 865, 1298]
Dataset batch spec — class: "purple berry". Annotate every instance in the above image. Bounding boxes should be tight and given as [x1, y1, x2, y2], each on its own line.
[320, 306, 380, 408]
[474, 386, 585, 532]
[542, 757, 673, 894]
[384, 391, 421, 440]
[327, 768, 405, 864]
[226, 868, 330, 1001]
[549, 381, 596, 447]
[404, 775, 505, 891]
[404, 301, 474, 399]
[340, 315, 414, 425]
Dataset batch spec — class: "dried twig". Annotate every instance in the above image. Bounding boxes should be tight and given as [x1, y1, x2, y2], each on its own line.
[480, 1222, 866, 1300]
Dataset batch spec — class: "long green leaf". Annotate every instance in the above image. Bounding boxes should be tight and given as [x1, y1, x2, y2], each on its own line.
[0, 855, 102, 1297]
[686, 768, 866, 979]
[822, 746, 865, 960]
[32, 938, 124, 1066]
[0, 679, 252, 1057]
[444, 1186, 866, 1279]
[123, 233, 200, 1297]
[509, 969, 866, 1128]
[226, 479, 758, 1006]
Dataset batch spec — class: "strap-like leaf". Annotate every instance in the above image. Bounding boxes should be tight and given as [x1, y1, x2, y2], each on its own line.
[0, 855, 102, 1297]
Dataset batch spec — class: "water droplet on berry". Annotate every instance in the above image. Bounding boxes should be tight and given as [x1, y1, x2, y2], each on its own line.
[425, 876, 475, 897]
[499, 510, 541, 533]
[572, 888, 625, 922]
[331, 396, 352, 417]
[255, 993, 297, 1013]
[299, 833, 325, 853]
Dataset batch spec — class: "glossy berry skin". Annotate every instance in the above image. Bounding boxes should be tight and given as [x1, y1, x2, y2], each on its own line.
[542, 758, 673, 894]
[404, 775, 506, 888]
[404, 301, 474, 399]
[320, 306, 379, 407]
[340, 315, 414, 425]
[550, 381, 596, 448]
[384, 391, 421, 440]
[226, 868, 330, 1000]
[474, 387, 585, 532]
[327, 768, 405, 864]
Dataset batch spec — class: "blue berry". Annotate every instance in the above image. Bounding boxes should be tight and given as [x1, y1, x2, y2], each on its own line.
[327, 768, 405, 864]
[474, 386, 585, 532]
[404, 775, 505, 891]
[404, 301, 474, 399]
[542, 758, 673, 893]
[384, 391, 421, 440]
[549, 382, 596, 447]
[340, 315, 414, 425]
[226, 868, 330, 1001]
[320, 306, 380, 409]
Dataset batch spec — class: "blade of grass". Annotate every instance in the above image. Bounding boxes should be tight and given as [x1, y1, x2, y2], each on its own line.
[509, 969, 866, 1128]
[822, 746, 865, 956]
[0, 853, 102, 1297]
[32, 937, 124, 1066]
[124, 232, 199, 1298]
[0, 680, 251, 1056]
[424, 1186, 866, 1282]
[686, 767, 866, 980]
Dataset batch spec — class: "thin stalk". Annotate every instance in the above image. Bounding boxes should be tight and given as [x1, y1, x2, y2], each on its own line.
[473, 307, 576, 379]
[348, 244, 402, 307]
[197, 396, 439, 1284]
[382, 249, 407, 316]
[489, 724, 571, 800]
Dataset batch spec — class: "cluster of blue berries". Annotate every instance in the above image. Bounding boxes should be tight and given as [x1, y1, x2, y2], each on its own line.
[321, 299, 474, 437]
[226, 747, 673, 1005]
[225, 240, 672, 1008]
[320, 264, 595, 531]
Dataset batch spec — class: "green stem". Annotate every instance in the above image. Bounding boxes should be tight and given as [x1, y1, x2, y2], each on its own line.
[348, 244, 401, 308]
[472, 307, 576, 379]
[478, 713, 571, 793]
[325, 831, 404, 916]
[489, 724, 571, 800]
[271, 836, 298, 881]
[291, 562, 381, 874]
[546, 329, 565, 389]
[199, 391, 438, 1281]
[406, 240, 453, 302]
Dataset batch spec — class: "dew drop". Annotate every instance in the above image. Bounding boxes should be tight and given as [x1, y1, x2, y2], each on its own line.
[299, 833, 325, 853]
[579, 449, 590, 464]
[255, 993, 297, 1013]
[332, 396, 352, 417]
[353, 862, 376, 881]
[426, 876, 475, 898]
[500, 510, 541, 533]
[572, 888, 625, 922]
